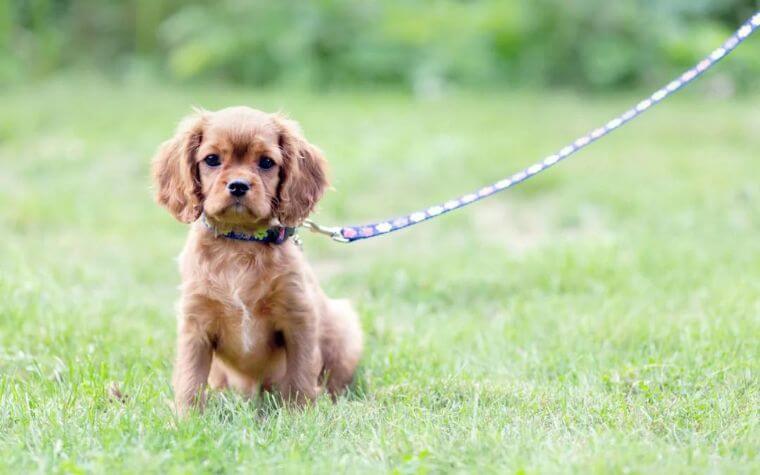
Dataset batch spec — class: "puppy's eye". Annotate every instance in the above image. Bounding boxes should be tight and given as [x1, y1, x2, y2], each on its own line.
[204, 154, 221, 167]
[258, 156, 275, 170]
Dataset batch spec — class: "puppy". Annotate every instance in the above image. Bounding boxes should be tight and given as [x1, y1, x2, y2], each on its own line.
[152, 106, 362, 414]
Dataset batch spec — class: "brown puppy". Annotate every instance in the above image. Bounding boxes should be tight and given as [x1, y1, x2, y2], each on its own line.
[152, 106, 362, 414]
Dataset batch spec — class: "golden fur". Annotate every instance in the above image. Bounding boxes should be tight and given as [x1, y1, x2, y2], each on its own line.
[152, 106, 362, 413]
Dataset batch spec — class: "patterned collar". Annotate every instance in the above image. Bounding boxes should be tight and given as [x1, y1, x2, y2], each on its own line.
[200, 214, 296, 245]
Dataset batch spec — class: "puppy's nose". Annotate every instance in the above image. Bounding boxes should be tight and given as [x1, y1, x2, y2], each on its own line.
[227, 180, 250, 197]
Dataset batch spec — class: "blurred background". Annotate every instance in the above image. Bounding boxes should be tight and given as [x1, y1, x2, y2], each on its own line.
[2, 2, 760, 472]
[2, 0, 759, 93]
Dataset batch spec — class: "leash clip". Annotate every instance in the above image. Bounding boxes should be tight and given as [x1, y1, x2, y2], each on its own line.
[301, 219, 350, 243]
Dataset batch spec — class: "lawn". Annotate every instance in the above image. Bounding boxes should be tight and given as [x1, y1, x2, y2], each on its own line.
[0, 78, 758, 474]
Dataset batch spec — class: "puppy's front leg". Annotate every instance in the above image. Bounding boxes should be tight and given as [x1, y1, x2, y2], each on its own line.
[279, 320, 321, 405]
[172, 316, 213, 416]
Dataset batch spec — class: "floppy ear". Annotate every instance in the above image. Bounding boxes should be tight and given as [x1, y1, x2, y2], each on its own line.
[274, 116, 329, 227]
[151, 112, 207, 223]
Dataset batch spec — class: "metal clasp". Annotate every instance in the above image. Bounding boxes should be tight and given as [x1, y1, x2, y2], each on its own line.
[301, 219, 350, 243]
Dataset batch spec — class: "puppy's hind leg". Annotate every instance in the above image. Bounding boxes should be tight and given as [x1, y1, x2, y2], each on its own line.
[207, 356, 228, 391]
[320, 299, 363, 396]
[208, 356, 262, 399]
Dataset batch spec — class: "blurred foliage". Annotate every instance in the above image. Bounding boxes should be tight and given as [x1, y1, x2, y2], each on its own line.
[1, 0, 759, 91]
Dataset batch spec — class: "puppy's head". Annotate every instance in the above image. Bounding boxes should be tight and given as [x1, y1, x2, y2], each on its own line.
[152, 107, 328, 228]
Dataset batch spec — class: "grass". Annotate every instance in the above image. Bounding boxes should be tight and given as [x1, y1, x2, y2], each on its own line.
[0, 77, 758, 474]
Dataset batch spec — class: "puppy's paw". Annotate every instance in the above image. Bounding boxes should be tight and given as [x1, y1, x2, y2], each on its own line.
[174, 392, 207, 418]
[277, 381, 321, 407]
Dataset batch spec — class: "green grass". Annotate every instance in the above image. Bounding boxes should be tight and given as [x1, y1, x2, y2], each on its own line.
[0, 77, 758, 474]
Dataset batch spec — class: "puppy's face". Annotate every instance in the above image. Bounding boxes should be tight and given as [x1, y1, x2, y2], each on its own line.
[198, 110, 282, 227]
[152, 107, 328, 229]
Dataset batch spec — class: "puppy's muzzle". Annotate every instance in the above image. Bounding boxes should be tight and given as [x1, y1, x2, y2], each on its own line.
[227, 179, 250, 197]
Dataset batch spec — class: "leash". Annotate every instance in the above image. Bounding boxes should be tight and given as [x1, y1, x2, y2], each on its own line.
[303, 12, 760, 244]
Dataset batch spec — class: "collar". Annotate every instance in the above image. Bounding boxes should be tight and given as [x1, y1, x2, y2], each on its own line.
[201, 214, 296, 245]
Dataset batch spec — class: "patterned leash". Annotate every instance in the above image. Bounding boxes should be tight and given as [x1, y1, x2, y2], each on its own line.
[303, 12, 760, 243]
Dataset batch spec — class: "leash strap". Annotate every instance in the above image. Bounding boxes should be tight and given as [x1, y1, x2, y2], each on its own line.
[303, 12, 760, 243]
